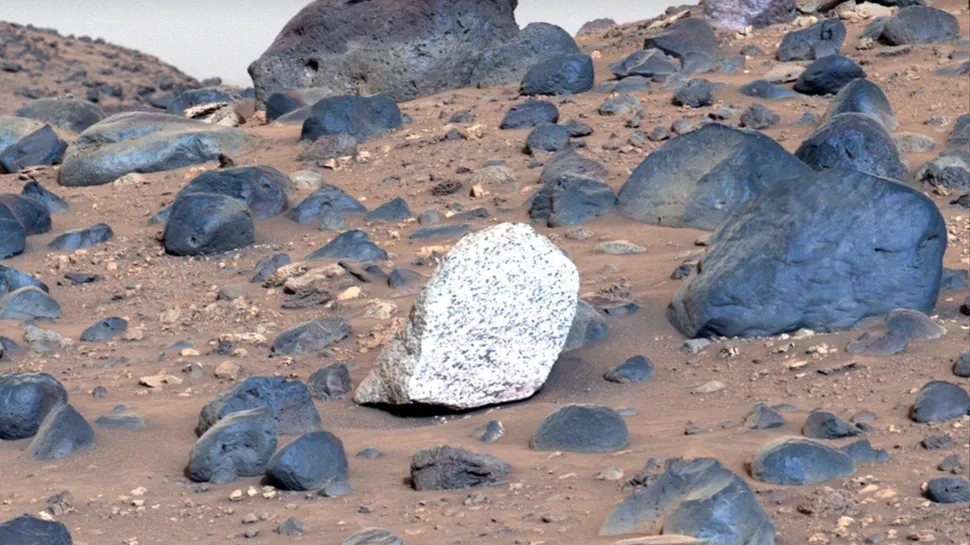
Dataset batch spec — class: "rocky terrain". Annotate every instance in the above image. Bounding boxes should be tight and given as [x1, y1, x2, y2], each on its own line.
[0, 0, 968, 544]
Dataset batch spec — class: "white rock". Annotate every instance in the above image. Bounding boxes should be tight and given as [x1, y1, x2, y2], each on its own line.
[354, 223, 579, 410]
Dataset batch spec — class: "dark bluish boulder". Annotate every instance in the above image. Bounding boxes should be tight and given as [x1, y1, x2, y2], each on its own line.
[15, 97, 106, 133]
[272, 318, 350, 355]
[670, 169, 946, 338]
[188, 407, 278, 483]
[388, 268, 424, 289]
[266, 431, 348, 491]
[673, 78, 720, 107]
[95, 405, 146, 430]
[821, 78, 898, 131]
[739, 79, 797, 100]
[80, 317, 128, 342]
[0, 194, 51, 235]
[266, 91, 305, 124]
[915, 150, 969, 192]
[0, 265, 48, 295]
[0, 514, 73, 545]
[307, 363, 352, 401]
[500, 101, 560, 129]
[520, 54, 594, 96]
[27, 403, 95, 460]
[739, 104, 780, 129]
[307, 230, 387, 261]
[879, 6, 960, 45]
[795, 113, 905, 180]
[48, 223, 114, 251]
[777, 18, 846, 61]
[167, 86, 241, 115]
[0, 372, 67, 440]
[364, 197, 411, 223]
[948, 114, 970, 151]
[198, 377, 322, 435]
[163, 193, 254, 256]
[251, 253, 291, 283]
[286, 184, 366, 224]
[530, 150, 614, 227]
[301, 95, 402, 142]
[177, 166, 290, 220]
[617, 123, 811, 231]
[0, 287, 61, 320]
[0, 125, 67, 173]
[410, 445, 511, 491]
[750, 437, 855, 485]
[925, 478, 970, 504]
[793, 55, 865, 96]
[608, 49, 680, 79]
[840, 439, 890, 463]
[525, 123, 571, 155]
[911, 381, 970, 423]
[409, 224, 471, 240]
[744, 402, 786, 430]
[802, 410, 863, 440]
[604, 355, 654, 384]
[21, 181, 69, 214]
[0, 205, 25, 260]
[531, 405, 629, 453]
[954, 350, 970, 378]
[644, 18, 718, 65]
[344, 529, 403, 545]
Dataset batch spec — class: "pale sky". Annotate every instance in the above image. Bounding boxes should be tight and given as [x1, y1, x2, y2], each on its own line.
[1, 1, 669, 86]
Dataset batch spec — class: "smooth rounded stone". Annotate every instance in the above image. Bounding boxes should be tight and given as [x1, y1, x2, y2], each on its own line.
[0, 117, 47, 154]
[529, 152, 615, 227]
[343, 528, 404, 545]
[923, 434, 955, 450]
[644, 18, 718, 64]
[916, 150, 970, 192]
[911, 381, 970, 423]
[609, 76, 655, 94]
[750, 437, 855, 485]
[598, 94, 642, 116]
[884, 308, 946, 341]
[27, 403, 95, 460]
[251, 253, 291, 283]
[80, 316, 127, 343]
[608, 49, 680, 79]
[604, 356, 655, 384]
[15, 98, 105, 133]
[744, 402, 786, 430]
[525, 123, 571, 154]
[670, 169, 945, 338]
[48, 223, 114, 252]
[410, 445, 511, 490]
[58, 112, 248, 187]
[301, 95, 402, 142]
[95, 405, 146, 429]
[0, 125, 67, 174]
[520, 53, 594, 96]
[0, 372, 67, 440]
[167, 86, 241, 115]
[894, 133, 936, 153]
[298, 133, 359, 162]
[802, 410, 863, 440]
[0, 204, 25, 260]
[0, 514, 72, 545]
[364, 197, 411, 223]
[307, 363, 352, 401]
[198, 377, 322, 435]
[879, 6, 959, 45]
[925, 478, 970, 504]
[0, 194, 51, 235]
[272, 318, 351, 356]
[287, 184, 366, 224]
[409, 224, 471, 240]
[777, 18, 846, 61]
[319, 480, 352, 497]
[21, 181, 69, 215]
[795, 112, 821, 126]
[355, 223, 578, 410]
[471, 419, 505, 444]
[937, 60, 970, 77]
[705, 0, 795, 30]
[563, 119, 593, 138]
[617, 123, 811, 231]
[177, 166, 290, 220]
[954, 350, 970, 378]
[307, 230, 387, 262]
[266, 92, 306, 124]
[562, 299, 609, 352]
[673, 79, 720, 108]
[578, 17, 617, 35]
[794, 55, 865, 96]
[739, 79, 797, 100]
[739, 104, 780, 129]
[795, 113, 905, 180]
[0, 287, 61, 321]
[163, 193, 254, 256]
[266, 431, 348, 491]
[821, 78, 898, 131]
[531, 405, 629, 453]
[276, 517, 308, 536]
[840, 439, 889, 463]
[600, 458, 775, 543]
[188, 407, 278, 483]
[846, 330, 909, 356]
[0, 265, 48, 296]
[500, 100, 560, 129]
[387, 268, 424, 289]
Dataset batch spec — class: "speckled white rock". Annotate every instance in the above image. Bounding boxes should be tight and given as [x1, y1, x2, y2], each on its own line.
[354, 223, 579, 410]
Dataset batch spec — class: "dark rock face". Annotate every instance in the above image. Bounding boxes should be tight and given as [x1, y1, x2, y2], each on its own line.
[911, 381, 970, 423]
[750, 437, 855, 485]
[0, 125, 67, 173]
[0, 204, 25, 260]
[644, 18, 718, 66]
[307, 230, 387, 262]
[530, 150, 614, 227]
[177, 166, 290, 220]
[58, 112, 248, 187]
[308, 363, 352, 401]
[300, 96, 402, 143]
[387, 268, 424, 289]
[500, 101, 560, 130]
[821, 78, 897, 131]
[924, 478, 970, 504]
[802, 410, 863, 440]
[252, 253, 291, 283]
[520, 54, 595, 96]
[562, 299, 608, 352]
[27, 403, 95, 460]
[949, 114, 970, 151]
[15, 98, 106, 133]
[48, 223, 114, 251]
[364, 198, 411, 223]
[0, 514, 73, 545]
[80, 316, 128, 342]
[198, 377, 322, 435]
[600, 458, 775, 544]
[740, 103, 780, 129]
[670, 169, 946, 338]
[248, 0, 579, 105]
[298, 133, 359, 161]
[745, 402, 786, 430]
[793, 55, 865, 96]
[879, 6, 960, 45]
[604, 355, 655, 384]
[272, 318, 351, 355]
[617, 123, 811, 231]
[21, 181, 69, 214]
[344, 528, 404, 545]
[885, 308, 946, 341]
[0, 372, 67, 440]
[609, 49, 680, 79]
[954, 350, 970, 378]
[739, 79, 797, 100]
[266, 91, 305, 123]
[525, 123, 571, 155]
[795, 113, 905, 180]
[266, 431, 348, 491]
[704, 0, 797, 30]
[286, 185, 366, 224]
[916, 151, 970, 192]
[0, 193, 51, 235]
[163, 193, 254, 256]
[0, 286, 61, 320]
[166, 86, 241, 115]
[531, 405, 629, 453]
[673, 79, 720, 107]
[95, 405, 146, 430]
[777, 18, 846, 61]
[0, 265, 48, 296]
[188, 407, 278, 483]
[840, 439, 890, 463]
[410, 445, 511, 491]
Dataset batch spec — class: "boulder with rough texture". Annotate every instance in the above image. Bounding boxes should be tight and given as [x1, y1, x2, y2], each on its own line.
[0, 514, 73, 545]
[307, 230, 387, 262]
[0, 372, 67, 440]
[0, 205, 26, 260]
[0, 193, 51, 235]
[58, 112, 248, 187]
[750, 437, 856, 485]
[916, 151, 969, 192]
[673, 79, 720, 107]
[795, 113, 905, 180]
[300, 95, 402, 143]
[777, 18, 846, 61]
[739, 103, 780, 129]
[670, 169, 946, 338]
[617, 123, 811, 231]
[27, 403, 95, 460]
[704, 0, 797, 30]
[911, 381, 970, 423]
[266, 431, 348, 491]
[176, 166, 290, 220]
[609, 49, 680, 79]
[802, 410, 863, 439]
[286, 184, 366, 224]
[21, 181, 69, 214]
[600, 458, 775, 543]
[644, 18, 718, 69]
[530, 150, 615, 226]
[500, 101, 560, 130]
[562, 299, 609, 352]
[167, 86, 241, 115]
[0, 286, 61, 320]
[525, 123, 571, 155]
[272, 318, 350, 355]
[188, 407, 278, 483]
[793, 55, 865, 96]
[15, 98, 106, 133]
[948, 114, 970, 152]
[343, 529, 404, 545]
[248, 0, 579, 105]
[48, 223, 114, 251]
[879, 6, 959, 45]
[163, 193, 254, 256]
[354, 223, 579, 410]
[925, 478, 970, 504]
[0, 125, 67, 174]
[198, 377, 322, 435]
[531, 405, 629, 453]
[410, 445, 511, 490]
[80, 316, 127, 342]
[821, 78, 897, 131]
[520, 54, 595, 96]
[0, 116, 46, 152]
[308, 363, 352, 401]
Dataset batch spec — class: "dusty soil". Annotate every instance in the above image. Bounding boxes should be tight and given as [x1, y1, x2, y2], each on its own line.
[1, 2, 969, 545]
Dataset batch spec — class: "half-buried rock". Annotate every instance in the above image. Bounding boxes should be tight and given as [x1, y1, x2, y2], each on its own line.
[795, 113, 904, 180]
[821, 78, 897, 131]
[198, 377, 322, 435]
[188, 407, 278, 483]
[670, 169, 945, 338]
[531, 405, 629, 453]
[600, 458, 775, 543]
[617, 123, 811, 231]
[15, 97, 106, 133]
[272, 318, 350, 355]
[354, 223, 579, 410]
[301, 95, 402, 142]
[911, 381, 970, 423]
[266, 431, 348, 491]
[21, 180, 69, 214]
[27, 403, 94, 460]
[58, 112, 248, 187]
[520, 54, 595, 96]
[163, 193, 254, 256]
[0, 125, 67, 174]
[750, 437, 855, 485]
[175, 166, 290, 220]
[0, 286, 61, 320]
[0, 514, 73, 545]
[410, 445, 511, 491]
[530, 150, 615, 227]
[48, 223, 114, 251]
[0, 193, 51, 235]
[0, 204, 26, 259]
[307, 230, 387, 262]
[0, 372, 67, 440]
[80, 316, 128, 343]
[286, 184, 366, 224]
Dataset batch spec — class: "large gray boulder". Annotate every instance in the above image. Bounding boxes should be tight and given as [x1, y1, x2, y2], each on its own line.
[188, 407, 278, 483]
[704, 0, 796, 30]
[795, 113, 905, 180]
[354, 223, 579, 410]
[15, 98, 106, 133]
[821, 78, 898, 131]
[248, 0, 579, 106]
[58, 112, 249, 187]
[199, 377, 322, 436]
[670, 169, 946, 338]
[0, 116, 46, 152]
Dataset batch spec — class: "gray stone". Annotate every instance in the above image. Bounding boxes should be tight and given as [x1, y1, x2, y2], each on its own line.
[0, 514, 72, 545]
[307, 230, 387, 262]
[188, 407, 278, 483]
[673, 79, 719, 108]
[0, 287, 61, 321]
[198, 377, 322, 435]
[916, 150, 969, 192]
[802, 409, 863, 439]
[176, 166, 290, 220]
[48, 223, 114, 251]
[410, 445, 511, 490]
[163, 193, 254, 256]
[879, 6, 959, 45]
[500, 100, 559, 129]
[343, 528, 404, 545]
[604, 356, 654, 384]
[911, 381, 970, 423]
[793, 55, 866, 96]
[924, 478, 969, 504]
[562, 299, 609, 352]
[287, 184, 366, 224]
[27, 403, 95, 460]
[364, 197, 411, 223]
[80, 317, 127, 343]
[744, 402, 786, 430]
[954, 350, 970, 378]
[267, 431, 348, 491]
[532, 405, 629, 453]
[840, 439, 889, 463]
[705, 0, 796, 30]
[778, 18, 846, 61]
[821, 78, 897, 131]
[739, 103, 780, 129]
[520, 54, 595, 96]
[307, 363, 352, 401]
[0, 372, 67, 440]
[272, 318, 350, 355]
[15, 98, 106, 133]
[750, 437, 855, 485]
